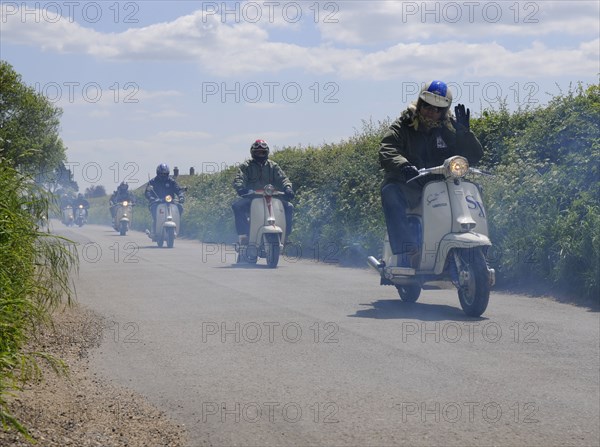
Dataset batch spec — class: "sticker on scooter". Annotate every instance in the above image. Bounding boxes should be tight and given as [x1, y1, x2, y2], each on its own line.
[466, 195, 486, 218]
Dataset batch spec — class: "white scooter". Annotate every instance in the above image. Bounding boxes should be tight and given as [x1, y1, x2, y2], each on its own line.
[368, 156, 495, 317]
[74, 204, 87, 227]
[236, 184, 286, 268]
[62, 205, 74, 226]
[146, 187, 181, 248]
[113, 200, 133, 236]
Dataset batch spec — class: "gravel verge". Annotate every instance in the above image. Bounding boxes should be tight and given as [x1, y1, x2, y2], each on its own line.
[1, 303, 188, 446]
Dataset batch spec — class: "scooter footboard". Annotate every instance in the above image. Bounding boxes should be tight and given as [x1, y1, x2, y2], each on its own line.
[433, 233, 492, 275]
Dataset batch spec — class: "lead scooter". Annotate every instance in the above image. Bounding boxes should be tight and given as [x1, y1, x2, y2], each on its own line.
[368, 155, 495, 317]
[236, 184, 286, 268]
[145, 186, 181, 248]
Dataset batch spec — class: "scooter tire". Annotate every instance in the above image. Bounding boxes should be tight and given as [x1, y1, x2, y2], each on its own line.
[166, 227, 175, 248]
[456, 247, 490, 317]
[396, 284, 421, 303]
[264, 234, 280, 268]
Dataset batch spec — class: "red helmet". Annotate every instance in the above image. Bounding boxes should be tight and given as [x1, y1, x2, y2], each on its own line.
[250, 139, 269, 161]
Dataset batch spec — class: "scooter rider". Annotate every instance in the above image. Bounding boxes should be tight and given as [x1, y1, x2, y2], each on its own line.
[72, 193, 90, 218]
[145, 164, 185, 236]
[59, 193, 72, 210]
[379, 80, 484, 267]
[232, 139, 295, 245]
[110, 182, 135, 219]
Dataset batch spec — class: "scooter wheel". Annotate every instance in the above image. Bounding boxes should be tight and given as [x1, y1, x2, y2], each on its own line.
[396, 284, 421, 303]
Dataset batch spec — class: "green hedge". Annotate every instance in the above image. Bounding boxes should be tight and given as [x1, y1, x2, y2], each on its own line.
[0, 162, 77, 435]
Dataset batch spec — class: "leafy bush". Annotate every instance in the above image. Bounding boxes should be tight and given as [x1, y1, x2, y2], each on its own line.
[0, 161, 77, 435]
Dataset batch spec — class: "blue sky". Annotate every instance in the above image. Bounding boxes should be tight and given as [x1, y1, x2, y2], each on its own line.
[1, 1, 599, 191]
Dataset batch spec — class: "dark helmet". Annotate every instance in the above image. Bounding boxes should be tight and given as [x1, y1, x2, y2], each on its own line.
[156, 163, 170, 178]
[118, 181, 128, 192]
[250, 139, 269, 162]
[77, 193, 84, 199]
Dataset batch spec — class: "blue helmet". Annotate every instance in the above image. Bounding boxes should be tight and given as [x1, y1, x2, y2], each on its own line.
[419, 80, 453, 108]
[156, 163, 169, 178]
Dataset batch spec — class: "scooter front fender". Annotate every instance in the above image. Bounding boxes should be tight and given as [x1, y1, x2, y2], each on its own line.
[163, 220, 177, 228]
[433, 233, 492, 275]
[260, 225, 283, 235]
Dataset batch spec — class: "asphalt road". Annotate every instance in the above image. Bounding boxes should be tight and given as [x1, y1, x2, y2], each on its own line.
[54, 221, 599, 446]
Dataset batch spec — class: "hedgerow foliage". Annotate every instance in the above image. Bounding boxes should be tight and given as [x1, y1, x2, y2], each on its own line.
[0, 162, 77, 435]
[474, 83, 599, 301]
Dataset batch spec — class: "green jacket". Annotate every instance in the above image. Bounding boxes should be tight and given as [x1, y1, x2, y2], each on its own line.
[379, 107, 484, 186]
[233, 159, 292, 193]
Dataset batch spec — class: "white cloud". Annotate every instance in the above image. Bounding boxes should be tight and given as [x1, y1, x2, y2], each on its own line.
[316, 1, 600, 45]
[2, 2, 597, 81]
[156, 130, 212, 140]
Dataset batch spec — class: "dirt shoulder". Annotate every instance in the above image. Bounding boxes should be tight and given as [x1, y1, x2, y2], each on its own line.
[0, 303, 188, 447]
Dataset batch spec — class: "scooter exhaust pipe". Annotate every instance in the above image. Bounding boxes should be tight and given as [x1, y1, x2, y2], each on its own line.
[367, 256, 383, 271]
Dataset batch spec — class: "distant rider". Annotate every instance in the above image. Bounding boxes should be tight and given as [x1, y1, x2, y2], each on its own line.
[232, 139, 295, 245]
[144, 164, 185, 237]
[379, 80, 484, 266]
[59, 193, 72, 210]
[110, 182, 135, 219]
[72, 193, 90, 219]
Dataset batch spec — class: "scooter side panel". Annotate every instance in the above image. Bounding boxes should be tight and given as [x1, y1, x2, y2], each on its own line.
[249, 197, 286, 245]
[421, 181, 452, 271]
[462, 181, 489, 236]
[270, 198, 286, 244]
[156, 203, 180, 237]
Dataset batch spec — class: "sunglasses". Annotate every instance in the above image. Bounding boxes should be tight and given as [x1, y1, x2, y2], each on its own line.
[421, 103, 445, 113]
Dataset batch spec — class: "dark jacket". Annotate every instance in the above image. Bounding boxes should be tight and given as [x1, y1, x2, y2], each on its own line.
[145, 176, 184, 203]
[233, 159, 292, 193]
[72, 197, 89, 209]
[110, 190, 135, 205]
[380, 105, 483, 186]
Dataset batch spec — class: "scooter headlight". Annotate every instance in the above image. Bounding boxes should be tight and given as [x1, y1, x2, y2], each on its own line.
[79, 204, 84, 208]
[122, 201, 128, 206]
[445, 156, 469, 178]
[264, 184, 275, 196]
[165, 195, 173, 203]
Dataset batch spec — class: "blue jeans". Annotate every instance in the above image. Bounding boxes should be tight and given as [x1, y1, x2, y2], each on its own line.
[381, 183, 420, 255]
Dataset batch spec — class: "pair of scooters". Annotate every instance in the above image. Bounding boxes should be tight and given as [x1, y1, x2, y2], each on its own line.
[61, 205, 86, 227]
[235, 156, 494, 316]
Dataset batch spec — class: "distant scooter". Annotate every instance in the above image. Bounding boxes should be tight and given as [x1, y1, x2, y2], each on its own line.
[145, 186, 181, 248]
[74, 204, 87, 227]
[113, 200, 133, 236]
[236, 184, 286, 268]
[62, 205, 74, 226]
[368, 156, 495, 317]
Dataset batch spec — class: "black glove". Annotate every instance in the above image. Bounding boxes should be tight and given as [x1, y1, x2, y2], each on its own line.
[400, 164, 420, 183]
[453, 104, 470, 132]
[237, 188, 249, 197]
[178, 196, 185, 204]
[284, 186, 295, 200]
